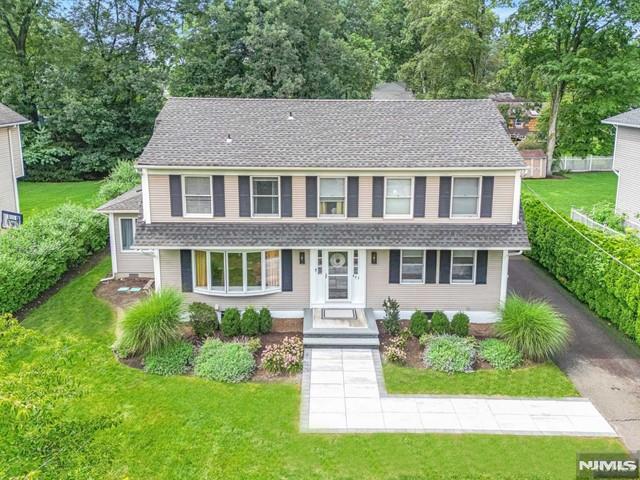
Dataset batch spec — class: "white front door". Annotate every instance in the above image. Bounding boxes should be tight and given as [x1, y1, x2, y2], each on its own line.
[309, 249, 366, 307]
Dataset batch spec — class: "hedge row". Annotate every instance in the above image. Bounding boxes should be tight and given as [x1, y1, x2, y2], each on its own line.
[0, 204, 108, 314]
[522, 193, 640, 344]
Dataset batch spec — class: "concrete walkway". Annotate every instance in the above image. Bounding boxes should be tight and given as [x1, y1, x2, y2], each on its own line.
[510, 256, 640, 450]
[300, 348, 616, 436]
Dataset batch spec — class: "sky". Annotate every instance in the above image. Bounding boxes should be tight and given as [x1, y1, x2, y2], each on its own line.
[494, 7, 518, 21]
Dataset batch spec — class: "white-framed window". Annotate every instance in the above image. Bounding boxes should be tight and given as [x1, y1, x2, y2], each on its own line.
[384, 177, 413, 217]
[401, 249, 424, 283]
[319, 177, 346, 217]
[251, 176, 279, 216]
[183, 176, 213, 216]
[451, 177, 480, 217]
[193, 249, 281, 295]
[451, 250, 476, 284]
[119, 217, 135, 252]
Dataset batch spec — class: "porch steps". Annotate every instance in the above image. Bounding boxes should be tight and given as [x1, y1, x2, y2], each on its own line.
[303, 336, 380, 348]
[302, 308, 380, 349]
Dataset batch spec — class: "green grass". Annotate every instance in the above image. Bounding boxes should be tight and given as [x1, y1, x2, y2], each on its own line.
[384, 362, 579, 397]
[6, 257, 624, 479]
[523, 172, 617, 215]
[18, 180, 101, 219]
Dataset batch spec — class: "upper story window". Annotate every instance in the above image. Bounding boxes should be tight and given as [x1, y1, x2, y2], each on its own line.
[184, 176, 213, 216]
[451, 250, 475, 283]
[252, 176, 279, 216]
[401, 250, 424, 283]
[193, 249, 281, 296]
[385, 178, 412, 217]
[319, 177, 345, 217]
[119, 218, 135, 251]
[451, 177, 480, 217]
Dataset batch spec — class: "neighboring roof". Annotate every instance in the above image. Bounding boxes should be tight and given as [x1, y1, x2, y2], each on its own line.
[133, 222, 530, 250]
[602, 108, 640, 128]
[0, 103, 29, 127]
[136, 97, 525, 170]
[489, 92, 527, 103]
[520, 149, 546, 159]
[371, 82, 415, 100]
[96, 186, 142, 213]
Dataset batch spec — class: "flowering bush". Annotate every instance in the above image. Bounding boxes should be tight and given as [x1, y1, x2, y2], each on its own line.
[383, 335, 407, 364]
[261, 336, 304, 374]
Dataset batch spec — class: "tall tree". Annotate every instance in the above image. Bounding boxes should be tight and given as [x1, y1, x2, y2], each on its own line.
[503, 0, 639, 174]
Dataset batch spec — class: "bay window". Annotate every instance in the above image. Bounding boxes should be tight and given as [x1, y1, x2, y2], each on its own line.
[319, 177, 345, 216]
[252, 177, 279, 216]
[184, 176, 213, 215]
[451, 177, 480, 217]
[193, 250, 281, 295]
[401, 250, 424, 283]
[451, 250, 475, 283]
[385, 178, 412, 216]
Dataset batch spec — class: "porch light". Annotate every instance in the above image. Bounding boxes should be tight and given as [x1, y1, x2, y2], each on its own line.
[371, 251, 377, 264]
[299, 251, 305, 264]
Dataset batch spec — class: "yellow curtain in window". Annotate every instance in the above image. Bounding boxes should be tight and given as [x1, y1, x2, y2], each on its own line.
[195, 250, 207, 287]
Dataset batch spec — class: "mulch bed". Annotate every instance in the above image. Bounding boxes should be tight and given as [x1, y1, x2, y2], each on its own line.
[94, 276, 152, 310]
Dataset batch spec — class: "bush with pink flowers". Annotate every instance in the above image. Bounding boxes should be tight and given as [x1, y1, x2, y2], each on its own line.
[261, 336, 304, 374]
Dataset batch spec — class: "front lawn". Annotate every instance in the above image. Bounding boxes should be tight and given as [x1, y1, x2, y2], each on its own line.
[523, 172, 617, 215]
[384, 362, 579, 397]
[1, 257, 624, 479]
[18, 180, 101, 219]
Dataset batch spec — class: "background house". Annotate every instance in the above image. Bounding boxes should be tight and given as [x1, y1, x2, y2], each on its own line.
[0, 103, 29, 227]
[490, 92, 541, 143]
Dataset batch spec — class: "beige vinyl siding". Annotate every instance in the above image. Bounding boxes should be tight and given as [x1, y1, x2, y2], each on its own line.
[112, 213, 154, 276]
[0, 127, 18, 213]
[10, 127, 24, 178]
[148, 174, 516, 224]
[366, 250, 504, 311]
[614, 127, 640, 225]
[158, 249, 310, 310]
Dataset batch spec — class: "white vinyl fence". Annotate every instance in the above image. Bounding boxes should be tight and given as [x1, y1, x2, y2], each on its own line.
[570, 208, 623, 237]
[561, 155, 613, 172]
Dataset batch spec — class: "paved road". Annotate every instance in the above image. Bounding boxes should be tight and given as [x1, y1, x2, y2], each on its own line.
[509, 255, 640, 450]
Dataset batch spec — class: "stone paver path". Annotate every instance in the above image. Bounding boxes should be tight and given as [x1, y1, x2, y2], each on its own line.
[300, 348, 617, 436]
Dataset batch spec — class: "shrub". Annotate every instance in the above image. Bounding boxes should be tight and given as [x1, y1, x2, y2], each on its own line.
[418, 333, 432, 348]
[382, 297, 401, 335]
[194, 339, 255, 382]
[117, 289, 183, 356]
[479, 339, 522, 370]
[450, 312, 470, 336]
[188, 302, 218, 339]
[384, 336, 407, 364]
[588, 201, 626, 232]
[240, 307, 260, 336]
[143, 340, 194, 376]
[258, 307, 272, 334]
[409, 310, 429, 337]
[496, 295, 570, 361]
[430, 311, 450, 334]
[0, 204, 108, 314]
[96, 160, 140, 203]
[423, 334, 477, 373]
[522, 193, 640, 345]
[245, 337, 262, 354]
[220, 308, 241, 337]
[261, 336, 304, 374]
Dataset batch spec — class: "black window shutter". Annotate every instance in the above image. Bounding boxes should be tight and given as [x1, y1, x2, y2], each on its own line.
[180, 250, 193, 292]
[438, 177, 452, 218]
[282, 249, 293, 291]
[281, 176, 292, 217]
[480, 176, 494, 218]
[169, 175, 183, 217]
[476, 250, 488, 284]
[439, 250, 451, 284]
[372, 176, 384, 217]
[213, 175, 225, 217]
[305, 176, 317, 217]
[389, 250, 400, 284]
[425, 250, 437, 284]
[347, 176, 359, 217]
[238, 176, 251, 217]
[413, 176, 426, 217]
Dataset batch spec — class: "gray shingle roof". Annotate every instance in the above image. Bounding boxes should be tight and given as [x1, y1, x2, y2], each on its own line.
[371, 82, 416, 100]
[137, 97, 525, 169]
[96, 186, 142, 213]
[603, 108, 640, 128]
[133, 221, 530, 250]
[0, 103, 29, 127]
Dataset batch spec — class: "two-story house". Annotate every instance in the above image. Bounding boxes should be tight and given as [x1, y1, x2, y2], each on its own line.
[0, 103, 28, 227]
[603, 108, 640, 230]
[99, 97, 529, 326]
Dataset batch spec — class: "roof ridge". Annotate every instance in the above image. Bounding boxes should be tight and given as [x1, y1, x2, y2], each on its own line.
[166, 96, 493, 104]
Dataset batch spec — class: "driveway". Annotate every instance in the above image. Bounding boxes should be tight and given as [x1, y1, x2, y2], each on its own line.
[509, 255, 640, 450]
